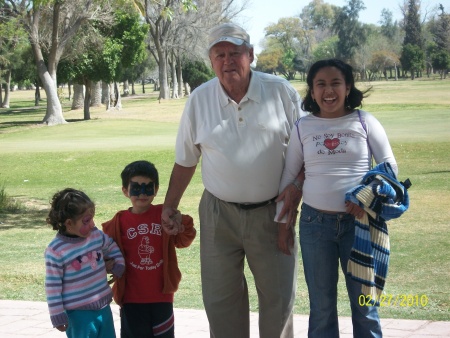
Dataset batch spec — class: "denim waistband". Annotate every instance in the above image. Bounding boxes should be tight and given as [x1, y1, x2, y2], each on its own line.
[302, 203, 352, 220]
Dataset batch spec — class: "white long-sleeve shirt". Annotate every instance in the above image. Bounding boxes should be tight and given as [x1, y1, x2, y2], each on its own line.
[276, 110, 397, 220]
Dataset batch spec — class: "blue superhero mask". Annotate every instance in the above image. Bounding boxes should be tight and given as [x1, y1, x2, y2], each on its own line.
[129, 181, 155, 197]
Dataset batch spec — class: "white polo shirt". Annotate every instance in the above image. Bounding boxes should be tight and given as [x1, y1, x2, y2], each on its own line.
[175, 71, 303, 203]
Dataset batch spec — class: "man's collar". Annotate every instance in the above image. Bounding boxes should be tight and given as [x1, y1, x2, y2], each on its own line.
[217, 71, 262, 106]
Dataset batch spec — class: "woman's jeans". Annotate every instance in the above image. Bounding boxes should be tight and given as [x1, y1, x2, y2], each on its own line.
[300, 203, 382, 338]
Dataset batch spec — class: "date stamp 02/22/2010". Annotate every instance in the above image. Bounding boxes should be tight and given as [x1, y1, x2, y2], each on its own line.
[359, 294, 429, 307]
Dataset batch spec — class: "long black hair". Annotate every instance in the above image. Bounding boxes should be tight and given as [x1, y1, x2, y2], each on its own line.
[301, 58, 370, 115]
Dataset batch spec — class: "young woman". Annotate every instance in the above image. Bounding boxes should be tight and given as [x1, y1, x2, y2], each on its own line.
[276, 59, 397, 337]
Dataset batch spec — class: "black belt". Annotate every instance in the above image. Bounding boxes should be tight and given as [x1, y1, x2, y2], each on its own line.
[233, 197, 277, 210]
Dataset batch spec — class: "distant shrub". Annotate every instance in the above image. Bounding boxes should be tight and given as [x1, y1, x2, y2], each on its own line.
[0, 185, 22, 214]
[182, 60, 215, 91]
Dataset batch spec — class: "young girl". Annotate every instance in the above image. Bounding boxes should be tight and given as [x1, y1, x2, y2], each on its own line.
[45, 188, 125, 337]
[276, 59, 397, 337]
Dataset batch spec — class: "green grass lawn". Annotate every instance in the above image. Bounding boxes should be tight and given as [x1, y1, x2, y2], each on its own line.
[1, 78, 449, 321]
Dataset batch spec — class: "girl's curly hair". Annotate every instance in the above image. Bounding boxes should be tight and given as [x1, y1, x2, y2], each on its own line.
[46, 188, 95, 233]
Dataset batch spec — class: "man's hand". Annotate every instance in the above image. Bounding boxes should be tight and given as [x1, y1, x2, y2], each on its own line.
[161, 207, 183, 235]
[277, 223, 295, 255]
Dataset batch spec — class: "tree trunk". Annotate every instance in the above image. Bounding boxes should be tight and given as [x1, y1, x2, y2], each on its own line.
[104, 83, 111, 110]
[29, 10, 66, 125]
[71, 84, 84, 110]
[114, 82, 122, 109]
[177, 56, 184, 99]
[35, 83, 41, 106]
[123, 80, 129, 96]
[90, 81, 102, 107]
[68, 83, 72, 101]
[158, 49, 170, 100]
[131, 81, 136, 95]
[171, 53, 178, 99]
[83, 79, 91, 120]
[39, 60, 66, 125]
[141, 79, 146, 94]
[102, 81, 109, 105]
[1, 70, 11, 108]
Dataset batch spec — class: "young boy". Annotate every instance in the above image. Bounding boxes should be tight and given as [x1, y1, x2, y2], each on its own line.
[102, 160, 196, 337]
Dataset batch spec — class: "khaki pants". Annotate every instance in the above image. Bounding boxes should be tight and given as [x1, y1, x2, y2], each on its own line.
[199, 190, 298, 338]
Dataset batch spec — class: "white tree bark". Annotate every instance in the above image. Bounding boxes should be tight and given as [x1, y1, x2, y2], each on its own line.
[90, 81, 102, 107]
[10, 0, 115, 125]
[102, 81, 110, 105]
[114, 82, 122, 110]
[184, 82, 191, 96]
[123, 80, 130, 96]
[1, 70, 11, 108]
[177, 53, 184, 98]
[170, 52, 178, 99]
[71, 84, 84, 110]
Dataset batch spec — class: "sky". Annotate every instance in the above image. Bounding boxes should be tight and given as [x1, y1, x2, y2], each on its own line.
[238, 0, 406, 53]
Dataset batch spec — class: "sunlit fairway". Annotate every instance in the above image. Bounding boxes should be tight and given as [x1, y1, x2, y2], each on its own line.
[1, 78, 449, 320]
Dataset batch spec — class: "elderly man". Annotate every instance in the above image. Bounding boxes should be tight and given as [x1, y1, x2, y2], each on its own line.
[162, 23, 305, 338]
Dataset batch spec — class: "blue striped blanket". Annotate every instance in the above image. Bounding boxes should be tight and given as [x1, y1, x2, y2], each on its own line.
[345, 162, 411, 305]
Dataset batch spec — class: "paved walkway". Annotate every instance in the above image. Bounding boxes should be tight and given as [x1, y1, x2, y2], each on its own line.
[0, 300, 449, 337]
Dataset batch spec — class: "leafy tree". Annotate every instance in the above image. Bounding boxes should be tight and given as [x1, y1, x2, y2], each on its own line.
[433, 4, 450, 51]
[300, 0, 337, 32]
[370, 50, 400, 80]
[255, 49, 283, 74]
[401, 0, 425, 78]
[280, 49, 297, 80]
[427, 41, 450, 78]
[110, 8, 149, 78]
[400, 43, 425, 79]
[431, 50, 450, 79]
[58, 6, 147, 118]
[0, 12, 28, 107]
[181, 60, 215, 90]
[140, 0, 197, 100]
[6, 0, 116, 125]
[333, 0, 367, 63]
[403, 0, 424, 48]
[431, 49, 450, 78]
[379, 8, 401, 40]
[312, 36, 339, 61]
[264, 17, 307, 79]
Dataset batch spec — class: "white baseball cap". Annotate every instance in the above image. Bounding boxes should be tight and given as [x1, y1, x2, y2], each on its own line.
[208, 23, 251, 50]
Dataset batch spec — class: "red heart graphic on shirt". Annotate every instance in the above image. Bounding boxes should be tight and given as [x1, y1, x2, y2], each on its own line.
[324, 138, 340, 150]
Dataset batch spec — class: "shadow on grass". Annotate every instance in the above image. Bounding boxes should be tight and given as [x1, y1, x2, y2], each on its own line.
[0, 117, 89, 130]
[422, 170, 450, 174]
[0, 195, 49, 230]
[0, 208, 49, 230]
[0, 120, 44, 128]
[0, 106, 43, 115]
